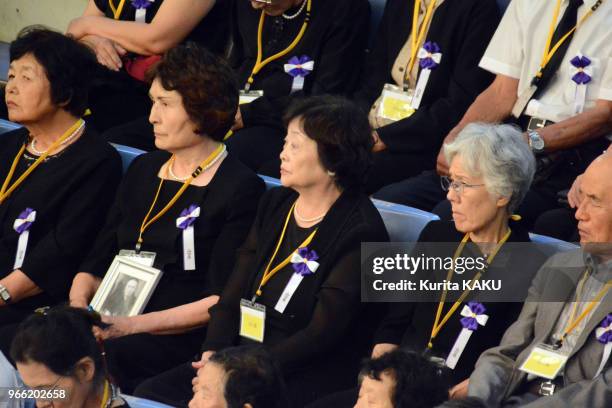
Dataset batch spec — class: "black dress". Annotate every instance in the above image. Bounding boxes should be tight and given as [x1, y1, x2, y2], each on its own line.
[133, 186, 390, 407]
[88, 0, 231, 134]
[354, 0, 500, 193]
[81, 150, 265, 392]
[226, 0, 370, 175]
[309, 220, 547, 407]
[0, 126, 122, 326]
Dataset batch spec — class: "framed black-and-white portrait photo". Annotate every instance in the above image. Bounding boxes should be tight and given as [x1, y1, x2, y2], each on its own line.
[90, 256, 163, 317]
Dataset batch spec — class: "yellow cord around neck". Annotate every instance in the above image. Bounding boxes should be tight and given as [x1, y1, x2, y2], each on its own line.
[245, 0, 312, 91]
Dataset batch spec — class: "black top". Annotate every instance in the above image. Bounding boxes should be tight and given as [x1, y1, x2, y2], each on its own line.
[202, 187, 389, 377]
[373, 220, 547, 383]
[81, 151, 265, 313]
[93, 0, 231, 55]
[231, 0, 370, 129]
[354, 0, 500, 156]
[0, 127, 122, 308]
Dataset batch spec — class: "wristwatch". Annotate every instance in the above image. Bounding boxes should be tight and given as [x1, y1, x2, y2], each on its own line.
[528, 130, 545, 154]
[0, 284, 11, 304]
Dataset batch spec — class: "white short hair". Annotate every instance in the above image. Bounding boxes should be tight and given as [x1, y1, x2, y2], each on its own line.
[443, 123, 536, 213]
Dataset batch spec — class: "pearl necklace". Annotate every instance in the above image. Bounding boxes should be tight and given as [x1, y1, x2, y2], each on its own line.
[282, 0, 307, 20]
[30, 121, 85, 155]
[294, 202, 327, 223]
[167, 145, 227, 182]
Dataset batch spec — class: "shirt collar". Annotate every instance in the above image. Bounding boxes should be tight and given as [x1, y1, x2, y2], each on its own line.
[583, 252, 612, 279]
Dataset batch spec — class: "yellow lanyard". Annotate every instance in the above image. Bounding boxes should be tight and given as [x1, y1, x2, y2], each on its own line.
[534, 0, 600, 80]
[100, 380, 110, 408]
[427, 228, 512, 349]
[108, 0, 127, 20]
[404, 0, 438, 87]
[555, 271, 611, 347]
[136, 143, 225, 251]
[0, 119, 83, 206]
[245, 0, 312, 91]
[253, 201, 317, 300]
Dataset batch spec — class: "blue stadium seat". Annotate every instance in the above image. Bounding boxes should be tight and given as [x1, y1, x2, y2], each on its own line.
[0, 121, 144, 173]
[259, 175, 439, 242]
[372, 198, 439, 242]
[0, 118, 22, 134]
[529, 232, 579, 256]
[111, 143, 146, 173]
[260, 174, 282, 190]
[122, 395, 174, 408]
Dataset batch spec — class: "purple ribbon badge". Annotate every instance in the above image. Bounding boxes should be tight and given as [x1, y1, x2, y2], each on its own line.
[131, 0, 154, 9]
[596, 314, 612, 345]
[13, 208, 36, 234]
[459, 302, 489, 331]
[176, 205, 200, 230]
[284, 55, 315, 78]
[418, 41, 442, 70]
[570, 55, 592, 85]
[290, 247, 319, 276]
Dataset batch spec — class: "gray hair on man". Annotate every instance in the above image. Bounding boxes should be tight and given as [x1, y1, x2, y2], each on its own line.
[443, 123, 536, 214]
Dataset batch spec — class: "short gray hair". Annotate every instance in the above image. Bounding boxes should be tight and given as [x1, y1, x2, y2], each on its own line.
[443, 123, 536, 214]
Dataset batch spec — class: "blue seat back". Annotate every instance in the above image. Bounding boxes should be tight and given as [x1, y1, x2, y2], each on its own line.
[0, 121, 144, 174]
[259, 175, 438, 241]
[372, 198, 439, 242]
[529, 233, 579, 256]
[111, 143, 146, 173]
[122, 395, 174, 408]
[260, 174, 282, 190]
[0, 118, 22, 134]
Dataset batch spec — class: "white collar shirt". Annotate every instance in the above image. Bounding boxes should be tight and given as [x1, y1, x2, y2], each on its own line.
[479, 0, 612, 123]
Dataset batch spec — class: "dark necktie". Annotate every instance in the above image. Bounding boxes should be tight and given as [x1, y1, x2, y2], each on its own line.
[531, 0, 584, 99]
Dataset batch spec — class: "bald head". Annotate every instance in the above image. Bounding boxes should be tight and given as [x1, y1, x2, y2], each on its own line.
[576, 149, 612, 252]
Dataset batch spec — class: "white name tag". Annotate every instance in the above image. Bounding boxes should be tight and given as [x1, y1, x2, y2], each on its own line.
[240, 299, 266, 343]
[274, 273, 305, 314]
[411, 69, 432, 110]
[446, 328, 473, 369]
[118, 250, 156, 267]
[520, 344, 569, 380]
[182, 225, 196, 271]
[377, 84, 415, 122]
[13, 231, 30, 270]
[239, 90, 264, 105]
[135, 8, 147, 22]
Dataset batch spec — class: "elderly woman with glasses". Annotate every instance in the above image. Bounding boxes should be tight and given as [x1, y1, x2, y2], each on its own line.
[312, 123, 548, 407]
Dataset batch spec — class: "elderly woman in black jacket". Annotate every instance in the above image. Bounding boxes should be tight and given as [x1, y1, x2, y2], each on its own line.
[136, 95, 390, 407]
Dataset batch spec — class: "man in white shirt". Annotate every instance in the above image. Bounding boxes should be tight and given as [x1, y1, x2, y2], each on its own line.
[375, 0, 612, 229]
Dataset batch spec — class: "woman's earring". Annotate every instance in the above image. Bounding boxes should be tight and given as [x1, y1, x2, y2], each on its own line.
[327, 170, 336, 177]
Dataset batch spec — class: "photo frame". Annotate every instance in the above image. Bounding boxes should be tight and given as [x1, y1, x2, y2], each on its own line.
[90, 256, 163, 317]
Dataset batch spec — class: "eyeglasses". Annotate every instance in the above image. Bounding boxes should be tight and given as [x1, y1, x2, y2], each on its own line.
[440, 176, 485, 195]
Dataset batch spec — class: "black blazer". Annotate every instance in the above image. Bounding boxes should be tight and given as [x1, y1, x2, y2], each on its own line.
[0, 128, 122, 308]
[231, 0, 370, 129]
[202, 187, 389, 393]
[354, 0, 500, 156]
[374, 220, 547, 383]
[81, 151, 265, 313]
